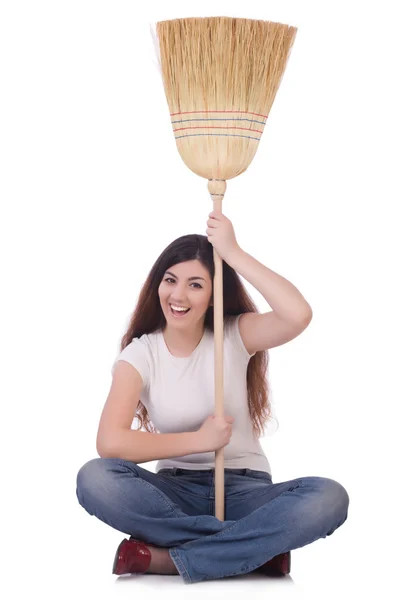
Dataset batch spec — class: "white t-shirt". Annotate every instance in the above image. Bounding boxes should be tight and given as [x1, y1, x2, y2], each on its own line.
[111, 314, 271, 475]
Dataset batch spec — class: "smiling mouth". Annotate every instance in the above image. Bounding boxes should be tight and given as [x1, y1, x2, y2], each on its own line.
[169, 304, 191, 316]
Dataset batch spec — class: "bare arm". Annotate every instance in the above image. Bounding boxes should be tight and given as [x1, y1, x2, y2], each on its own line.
[98, 429, 205, 463]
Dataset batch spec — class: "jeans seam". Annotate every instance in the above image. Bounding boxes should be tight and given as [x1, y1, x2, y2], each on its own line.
[118, 461, 199, 517]
[133, 477, 185, 517]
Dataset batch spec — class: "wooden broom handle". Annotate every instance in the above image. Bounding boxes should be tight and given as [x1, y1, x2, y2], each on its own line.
[208, 179, 227, 521]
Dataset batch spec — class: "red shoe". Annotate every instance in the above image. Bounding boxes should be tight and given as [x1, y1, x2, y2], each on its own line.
[112, 538, 152, 575]
[254, 551, 291, 575]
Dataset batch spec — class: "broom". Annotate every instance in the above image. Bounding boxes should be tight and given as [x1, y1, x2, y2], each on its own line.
[155, 16, 297, 522]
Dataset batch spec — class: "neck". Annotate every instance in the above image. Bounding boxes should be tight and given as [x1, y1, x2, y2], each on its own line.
[162, 323, 205, 355]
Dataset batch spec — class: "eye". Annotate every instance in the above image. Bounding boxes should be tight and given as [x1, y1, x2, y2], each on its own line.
[164, 277, 202, 289]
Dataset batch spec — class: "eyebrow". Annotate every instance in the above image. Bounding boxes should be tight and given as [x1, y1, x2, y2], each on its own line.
[165, 271, 206, 282]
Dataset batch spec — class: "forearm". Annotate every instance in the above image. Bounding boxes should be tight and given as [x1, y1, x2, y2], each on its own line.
[227, 247, 312, 323]
[98, 429, 204, 464]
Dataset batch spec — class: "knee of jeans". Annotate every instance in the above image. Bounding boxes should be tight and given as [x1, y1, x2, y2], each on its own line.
[76, 457, 136, 503]
[321, 477, 350, 521]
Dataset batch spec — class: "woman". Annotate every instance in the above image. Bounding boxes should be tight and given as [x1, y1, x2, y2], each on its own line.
[76, 211, 349, 585]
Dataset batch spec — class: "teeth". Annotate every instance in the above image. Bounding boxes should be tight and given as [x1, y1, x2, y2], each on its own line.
[170, 304, 189, 312]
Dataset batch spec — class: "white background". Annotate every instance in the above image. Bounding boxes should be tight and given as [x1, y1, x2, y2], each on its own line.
[1, 0, 395, 598]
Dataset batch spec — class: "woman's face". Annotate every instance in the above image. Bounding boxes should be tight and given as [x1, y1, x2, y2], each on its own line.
[158, 260, 213, 327]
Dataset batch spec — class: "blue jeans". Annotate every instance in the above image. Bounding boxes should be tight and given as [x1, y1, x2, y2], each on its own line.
[76, 458, 349, 584]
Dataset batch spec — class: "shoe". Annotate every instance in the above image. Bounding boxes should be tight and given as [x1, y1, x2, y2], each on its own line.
[254, 551, 291, 575]
[112, 538, 152, 575]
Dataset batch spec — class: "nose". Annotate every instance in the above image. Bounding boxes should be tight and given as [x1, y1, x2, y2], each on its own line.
[169, 290, 188, 304]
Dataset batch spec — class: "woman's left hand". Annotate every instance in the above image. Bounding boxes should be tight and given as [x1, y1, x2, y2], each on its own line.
[206, 211, 241, 262]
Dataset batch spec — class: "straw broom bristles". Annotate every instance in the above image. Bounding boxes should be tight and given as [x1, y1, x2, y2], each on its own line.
[156, 17, 297, 181]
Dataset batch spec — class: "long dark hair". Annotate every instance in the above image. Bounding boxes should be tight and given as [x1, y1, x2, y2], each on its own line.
[119, 234, 276, 438]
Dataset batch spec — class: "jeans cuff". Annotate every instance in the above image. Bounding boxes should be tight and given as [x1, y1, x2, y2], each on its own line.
[169, 548, 192, 584]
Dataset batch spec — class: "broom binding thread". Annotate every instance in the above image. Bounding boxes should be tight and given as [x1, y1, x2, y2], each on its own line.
[171, 110, 267, 141]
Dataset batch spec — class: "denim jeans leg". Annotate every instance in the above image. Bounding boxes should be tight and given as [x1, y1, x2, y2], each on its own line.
[76, 458, 234, 548]
[169, 475, 349, 584]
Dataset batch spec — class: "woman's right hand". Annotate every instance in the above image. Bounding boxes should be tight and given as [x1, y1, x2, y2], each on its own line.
[196, 414, 234, 452]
